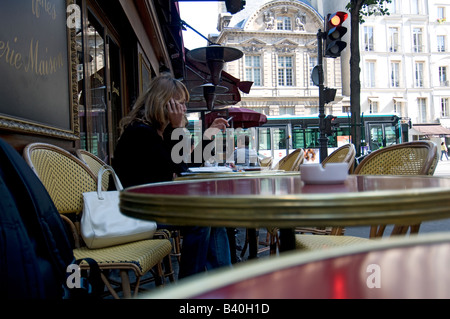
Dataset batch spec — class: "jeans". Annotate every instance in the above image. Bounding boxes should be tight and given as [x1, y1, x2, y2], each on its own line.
[177, 226, 231, 279]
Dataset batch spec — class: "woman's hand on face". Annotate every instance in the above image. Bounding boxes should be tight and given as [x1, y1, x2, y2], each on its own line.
[204, 118, 230, 140]
[167, 98, 187, 128]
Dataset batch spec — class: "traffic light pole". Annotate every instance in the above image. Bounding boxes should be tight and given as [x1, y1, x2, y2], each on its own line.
[317, 29, 328, 163]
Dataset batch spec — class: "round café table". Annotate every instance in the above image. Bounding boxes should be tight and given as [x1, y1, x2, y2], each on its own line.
[120, 175, 450, 251]
[175, 170, 299, 259]
[141, 232, 450, 299]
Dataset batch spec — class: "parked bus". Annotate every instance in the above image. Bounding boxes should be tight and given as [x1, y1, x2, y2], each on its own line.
[256, 113, 409, 165]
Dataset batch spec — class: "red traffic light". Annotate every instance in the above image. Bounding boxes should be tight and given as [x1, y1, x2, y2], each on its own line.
[328, 11, 348, 27]
[324, 11, 348, 58]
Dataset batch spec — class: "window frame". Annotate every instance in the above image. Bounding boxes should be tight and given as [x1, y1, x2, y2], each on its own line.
[413, 27, 423, 53]
[415, 62, 424, 87]
[390, 61, 400, 88]
[364, 26, 374, 51]
[277, 55, 294, 87]
[276, 16, 292, 31]
[245, 55, 262, 86]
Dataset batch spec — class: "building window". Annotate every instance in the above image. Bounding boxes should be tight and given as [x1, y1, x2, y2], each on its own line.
[278, 56, 293, 86]
[76, 7, 124, 163]
[365, 61, 376, 88]
[441, 98, 449, 117]
[411, 0, 419, 14]
[391, 62, 400, 87]
[438, 7, 446, 22]
[245, 55, 261, 86]
[309, 105, 319, 114]
[364, 26, 374, 51]
[393, 100, 399, 113]
[369, 99, 378, 113]
[439, 66, 448, 86]
[389, 27, 399, 52]
[413, 28, 423, 52]
[308, 56, 316, 86]
[415, 62, 424, 87]
[279, 106, 295, 115]
[438, 35, 446, 52]
[418, 98, 427, 122]
[277, 16, 292, 31]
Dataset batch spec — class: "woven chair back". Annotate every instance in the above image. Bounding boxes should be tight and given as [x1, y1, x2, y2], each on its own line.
[23, 143, 97, 215]
[76, 149, 110, 190]
[354, 141, 438, 176]
[260, 157, 273, 168]
[322, 143, 356, 173]
[275, 148, 304, 171]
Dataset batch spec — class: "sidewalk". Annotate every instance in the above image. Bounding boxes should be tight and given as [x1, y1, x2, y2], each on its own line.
[433, 157, 450, 176]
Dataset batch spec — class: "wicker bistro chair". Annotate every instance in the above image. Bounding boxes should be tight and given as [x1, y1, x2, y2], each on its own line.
[75, 149, 110, 191]
[23, 143, 174, 299]
[294, 141, 439, 251]
[273, 148, 305, 171]
[76, 149, 183, 265]
[353, 140, 438, 238]
[321, 143, 356, 173]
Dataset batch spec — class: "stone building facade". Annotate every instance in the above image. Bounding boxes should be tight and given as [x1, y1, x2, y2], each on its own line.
[213, 0, 348, 117]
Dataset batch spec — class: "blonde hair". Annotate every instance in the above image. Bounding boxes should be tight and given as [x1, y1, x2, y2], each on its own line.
[119, 73, 189, 133]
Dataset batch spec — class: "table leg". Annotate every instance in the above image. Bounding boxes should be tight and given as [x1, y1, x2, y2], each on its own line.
[279, 228, 296, 252]
[248, 228, 258, 259]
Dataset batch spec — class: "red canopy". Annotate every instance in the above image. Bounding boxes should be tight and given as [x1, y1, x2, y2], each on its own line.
[205, 108, 267, 128]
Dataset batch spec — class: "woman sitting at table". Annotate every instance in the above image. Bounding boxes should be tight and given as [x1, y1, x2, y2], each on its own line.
[112, 73, 231, 279]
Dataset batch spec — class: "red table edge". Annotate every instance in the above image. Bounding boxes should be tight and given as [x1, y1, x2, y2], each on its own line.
[141, 232, 450, 299]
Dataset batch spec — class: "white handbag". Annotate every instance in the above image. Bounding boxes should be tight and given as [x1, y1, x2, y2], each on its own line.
[81, 165, 157, 249]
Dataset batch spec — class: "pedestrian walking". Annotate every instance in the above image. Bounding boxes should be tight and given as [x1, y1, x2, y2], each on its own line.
[441, 142, 448, 160]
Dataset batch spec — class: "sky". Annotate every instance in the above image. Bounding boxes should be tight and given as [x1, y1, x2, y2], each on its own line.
[178, 1, 220, 50]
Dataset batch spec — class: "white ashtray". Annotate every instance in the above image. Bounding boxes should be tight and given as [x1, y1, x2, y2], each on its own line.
[300, 163, 348, 184]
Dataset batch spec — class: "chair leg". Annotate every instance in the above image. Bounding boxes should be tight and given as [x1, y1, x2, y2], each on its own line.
[163, 253, 175, 282]
[101, 272, 120, 299]
[330, 227, 345, 235]
[171, 230, 182, 264]
[133, 277, 142, 298]
[391, 225, 416, 236]
[409, 223, 421, 234]
[269, 230, 279, 255]
[152, 263, 165, 287]
[370, 225, 386, 238]
[120, 270, 132, 299]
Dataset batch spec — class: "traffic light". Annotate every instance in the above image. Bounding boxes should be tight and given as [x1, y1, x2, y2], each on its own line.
[324, 11, 348, 58]
[324, 115, 338, 136]
[323, 87, 337, 104]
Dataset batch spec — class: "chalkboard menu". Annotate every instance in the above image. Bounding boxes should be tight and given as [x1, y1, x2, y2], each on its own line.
[0, 0, 78, 139]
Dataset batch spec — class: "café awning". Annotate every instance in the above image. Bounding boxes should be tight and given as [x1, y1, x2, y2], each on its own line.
[412, 125, 450, 136]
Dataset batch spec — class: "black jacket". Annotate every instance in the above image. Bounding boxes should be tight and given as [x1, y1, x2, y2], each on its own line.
[112, 122, 207, 188]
